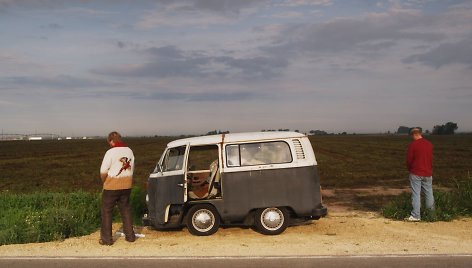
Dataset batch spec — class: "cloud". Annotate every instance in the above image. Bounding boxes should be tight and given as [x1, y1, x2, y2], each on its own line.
[145, 91, 258, 102]
[403, 38, 472, 69]
[0, 75, 117, 89]
[0, 0, 68, 12]
[92, 45, 289, 80]
[67, 89, 260, 102]
[277, 0, 332, 7]
[0, 1, 122, 16]
[213, 55, 288, 79]
[136, 0, 268, 28]
[271, 11, 305, 19]
[40, 23, 62, 29]
[264, 9, 447, 57]
[116, 41, 125, 48]
[188, 0, 267, 14]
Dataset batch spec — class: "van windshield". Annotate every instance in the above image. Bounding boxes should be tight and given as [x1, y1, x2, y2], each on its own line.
[162, 146, 186, 171]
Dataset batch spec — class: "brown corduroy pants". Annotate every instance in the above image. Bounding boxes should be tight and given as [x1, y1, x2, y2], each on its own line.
[100, 189, 136, 244]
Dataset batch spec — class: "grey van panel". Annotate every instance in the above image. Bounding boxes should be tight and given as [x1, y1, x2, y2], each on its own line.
[217, 165, 323, 222]
[147, 174, 185, 225]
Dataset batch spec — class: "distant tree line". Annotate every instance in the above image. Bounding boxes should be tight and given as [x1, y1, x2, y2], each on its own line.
[310, 130, 327, 135]
[261, 129, 292, 132]
[397, 122, 458, 135]
[206, 130, 230, 135]
[432, 122, 458, 135]
[206, 121, 459, 137]
[397, 126, 424, 134]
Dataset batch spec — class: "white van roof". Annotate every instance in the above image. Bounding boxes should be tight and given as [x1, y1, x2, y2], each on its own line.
[167, 131, 306, 148]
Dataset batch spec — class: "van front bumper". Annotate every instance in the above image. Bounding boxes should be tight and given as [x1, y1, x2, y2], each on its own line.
[142, 214, 152, 226]
[312, 205, 328, 218]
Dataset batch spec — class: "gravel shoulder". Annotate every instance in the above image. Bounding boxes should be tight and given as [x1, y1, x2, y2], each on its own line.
[1, 211, 471, 257]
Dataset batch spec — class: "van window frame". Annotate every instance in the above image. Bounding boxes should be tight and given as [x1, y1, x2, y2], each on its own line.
[161, 145, 187, 172]
[225, 140, 293, 167]
[187, 144, 220, 172]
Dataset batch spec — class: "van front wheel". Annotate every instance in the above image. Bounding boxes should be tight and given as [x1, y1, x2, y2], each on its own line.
[186, 204, 220, 236]
[255, 207, 288, 235]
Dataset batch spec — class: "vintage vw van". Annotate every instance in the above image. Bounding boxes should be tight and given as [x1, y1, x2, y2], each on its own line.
[143, 132, 327, 236]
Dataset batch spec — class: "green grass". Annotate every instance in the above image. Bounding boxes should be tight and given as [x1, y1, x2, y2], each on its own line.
[0, 186, 147, 245]
[0, 191, 100, 245]
[382, 177, 472, 221]
[129, 186, 147, 224]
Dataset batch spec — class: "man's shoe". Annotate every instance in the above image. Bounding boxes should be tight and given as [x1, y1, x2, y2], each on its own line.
[404, 215, 420, 222]
[125, 235, 136, 242]
[99, 239, 113, 246]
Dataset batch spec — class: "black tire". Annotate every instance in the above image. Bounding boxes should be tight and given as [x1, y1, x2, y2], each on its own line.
[186, 204, 220, 236]
[254, 207, 289, 235]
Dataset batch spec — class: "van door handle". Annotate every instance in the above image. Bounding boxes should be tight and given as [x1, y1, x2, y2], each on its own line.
[177, 183, 184, 187]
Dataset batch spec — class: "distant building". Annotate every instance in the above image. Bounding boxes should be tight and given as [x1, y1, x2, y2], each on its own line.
[28, 137, 42, 141]
[397, 126, 410, 134]
[397, 126, 422, 135]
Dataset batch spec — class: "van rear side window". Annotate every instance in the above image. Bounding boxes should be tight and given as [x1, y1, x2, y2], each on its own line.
[226, 141, 292, 167]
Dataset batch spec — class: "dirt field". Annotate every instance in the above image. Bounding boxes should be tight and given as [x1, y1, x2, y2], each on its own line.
[1, 204, 471, 257]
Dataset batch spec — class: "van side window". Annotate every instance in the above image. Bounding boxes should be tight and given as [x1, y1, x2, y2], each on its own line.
[226, 145, 240, 167]
[226, 141, 292, 167]
[163, 146, 186, 171]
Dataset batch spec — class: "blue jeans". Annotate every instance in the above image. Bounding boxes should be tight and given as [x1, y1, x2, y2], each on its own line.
[409, 174, 435, 219]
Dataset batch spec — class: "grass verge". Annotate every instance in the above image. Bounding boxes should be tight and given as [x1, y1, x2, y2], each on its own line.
[0, 191, 100, 245]
[382, 178, 472, 221]
[0, 186, 147, 245]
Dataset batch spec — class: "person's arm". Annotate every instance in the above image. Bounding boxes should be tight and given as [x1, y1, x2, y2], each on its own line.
[100, 150, 112, 182]
[406, 143, 414, 172]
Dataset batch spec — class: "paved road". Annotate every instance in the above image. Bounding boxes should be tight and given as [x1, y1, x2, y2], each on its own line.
[1, 255, 471, 268]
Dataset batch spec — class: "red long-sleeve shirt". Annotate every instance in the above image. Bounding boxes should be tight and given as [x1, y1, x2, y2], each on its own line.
[406, 138, 433, 177]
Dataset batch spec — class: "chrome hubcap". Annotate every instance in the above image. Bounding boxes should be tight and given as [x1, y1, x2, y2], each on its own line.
[192, 209, 215, 232]
[261, 208, 284, 230]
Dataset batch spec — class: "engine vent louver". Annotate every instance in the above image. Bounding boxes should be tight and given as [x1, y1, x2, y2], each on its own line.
[292, 139, 305, 159]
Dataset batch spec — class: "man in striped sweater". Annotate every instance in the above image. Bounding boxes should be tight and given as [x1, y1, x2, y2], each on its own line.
[99, 131, 136, 245]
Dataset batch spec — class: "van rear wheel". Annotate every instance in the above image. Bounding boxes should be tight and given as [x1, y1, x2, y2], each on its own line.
[254, 207, 288, 235]
[186, 204, 220, 236]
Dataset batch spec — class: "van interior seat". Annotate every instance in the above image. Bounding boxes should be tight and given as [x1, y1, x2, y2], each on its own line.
[207, 160, 220, 198]
[188, 160, 219, 199]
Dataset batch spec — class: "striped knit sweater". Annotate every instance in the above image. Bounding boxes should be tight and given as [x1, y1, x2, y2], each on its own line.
[100, 143, 134, 190]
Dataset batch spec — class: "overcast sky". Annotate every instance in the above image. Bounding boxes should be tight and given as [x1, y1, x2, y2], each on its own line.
[1, 0, 471, 136]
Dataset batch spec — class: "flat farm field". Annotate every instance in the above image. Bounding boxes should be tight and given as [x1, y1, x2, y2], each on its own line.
[1, 134, 471, 211]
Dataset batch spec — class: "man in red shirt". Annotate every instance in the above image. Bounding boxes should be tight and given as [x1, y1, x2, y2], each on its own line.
[405, 128, 435, 221]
